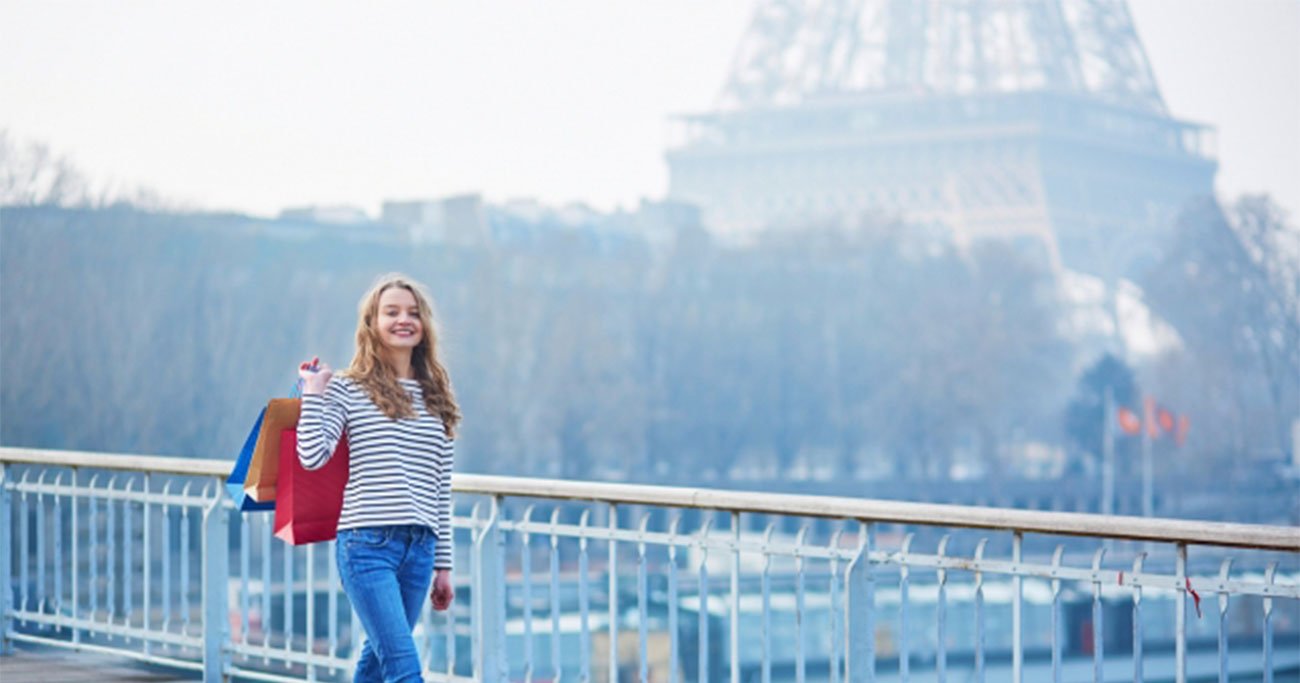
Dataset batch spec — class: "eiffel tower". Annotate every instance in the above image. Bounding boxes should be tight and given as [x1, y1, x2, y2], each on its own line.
[666, 0, 1217, 274]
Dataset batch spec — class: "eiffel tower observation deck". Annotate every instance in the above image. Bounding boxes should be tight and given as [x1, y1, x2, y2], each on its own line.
[666, 0, 1218, 275]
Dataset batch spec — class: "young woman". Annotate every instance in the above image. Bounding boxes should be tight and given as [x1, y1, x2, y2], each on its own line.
[296, 273, 460, 683]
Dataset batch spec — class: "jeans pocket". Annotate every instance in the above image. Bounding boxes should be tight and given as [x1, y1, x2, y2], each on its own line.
[346, 526, 390, 548]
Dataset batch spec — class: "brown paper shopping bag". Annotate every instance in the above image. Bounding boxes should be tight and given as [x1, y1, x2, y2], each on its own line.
[243, 397, 301, 502]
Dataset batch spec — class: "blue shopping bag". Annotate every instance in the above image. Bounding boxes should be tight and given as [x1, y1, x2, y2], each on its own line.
[226, 408, 275, 511]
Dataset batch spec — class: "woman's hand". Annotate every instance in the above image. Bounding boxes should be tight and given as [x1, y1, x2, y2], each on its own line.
[298, 356, 333, 395]
[430, 569, 453, 611]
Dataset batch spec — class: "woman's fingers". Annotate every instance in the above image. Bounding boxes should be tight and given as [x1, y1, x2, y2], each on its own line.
[430, 582, 453, 610]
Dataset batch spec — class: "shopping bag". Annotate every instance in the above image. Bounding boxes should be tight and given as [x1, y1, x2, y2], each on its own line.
[243, 397, 302, 502]
[225, 408, 275, 511]
[273, 428, 349, 545]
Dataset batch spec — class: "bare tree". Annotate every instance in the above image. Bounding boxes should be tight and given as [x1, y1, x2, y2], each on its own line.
[1142, 196, 1300, 462]
[0, 130, 91, 206]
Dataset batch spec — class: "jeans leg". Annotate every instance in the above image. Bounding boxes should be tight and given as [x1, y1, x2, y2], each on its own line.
[396, 532, 436, 629]
[353, 638, 381, 683]
[390, 530, 436, 679]
[338, 529, 426, 683]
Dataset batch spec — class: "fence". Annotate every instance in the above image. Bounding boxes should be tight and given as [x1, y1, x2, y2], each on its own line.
[2, 447, 1298, 682]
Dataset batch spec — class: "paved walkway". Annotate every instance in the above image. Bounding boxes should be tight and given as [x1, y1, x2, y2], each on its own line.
[4, 642, 1297, 682]
[0, 644, 197, 682]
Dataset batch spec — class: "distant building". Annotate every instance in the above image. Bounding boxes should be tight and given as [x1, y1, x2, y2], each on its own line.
[634, 199, 703, 243]
[382, 194, 488, 246]
[382, 194, 701, 252]
[601, 199, 706, 253]
[278, 205, 371, 224]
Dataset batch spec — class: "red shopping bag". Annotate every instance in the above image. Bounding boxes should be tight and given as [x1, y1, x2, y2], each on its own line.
[273, 429, 349, 545]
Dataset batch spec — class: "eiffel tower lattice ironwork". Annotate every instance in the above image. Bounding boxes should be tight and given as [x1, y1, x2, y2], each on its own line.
[666, 0, 1217, 275]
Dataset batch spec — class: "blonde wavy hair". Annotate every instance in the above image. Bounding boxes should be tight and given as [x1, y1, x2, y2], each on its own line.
[340, 273, 461, 438]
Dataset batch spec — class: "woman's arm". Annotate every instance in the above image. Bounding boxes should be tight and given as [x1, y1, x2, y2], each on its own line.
[431, 434, 455, 611]
[434, 437, 455, 571]
[297, 360, 347, 471]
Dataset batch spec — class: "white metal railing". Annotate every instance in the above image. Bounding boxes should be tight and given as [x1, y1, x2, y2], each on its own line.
[2, 447, 1298, 683]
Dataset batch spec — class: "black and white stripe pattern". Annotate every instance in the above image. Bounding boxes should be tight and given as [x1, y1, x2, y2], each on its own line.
[298, 376, 454, 570]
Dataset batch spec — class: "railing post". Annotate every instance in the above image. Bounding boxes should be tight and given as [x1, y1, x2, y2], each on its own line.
[201, 485, 229, 682]
[1012, 531, 1022, 683]
[846, 521, 874, 682]
[474, 496, 506, 683]
[609, 503, 620, 683]
[0, 464, 12, 655]
[1175, 543, 1187, 683]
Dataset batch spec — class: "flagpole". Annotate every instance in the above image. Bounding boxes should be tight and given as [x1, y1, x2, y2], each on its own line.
[1142, 396, 1154, 518]
[1102, 386, 1115, 518]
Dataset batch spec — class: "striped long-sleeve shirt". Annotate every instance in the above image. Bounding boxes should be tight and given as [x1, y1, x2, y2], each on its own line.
[297, 375, 454, 570]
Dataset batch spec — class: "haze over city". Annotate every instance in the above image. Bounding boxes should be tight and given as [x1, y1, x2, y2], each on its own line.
[1, 0, 1297, 218]
[3, 2, 1300, 682]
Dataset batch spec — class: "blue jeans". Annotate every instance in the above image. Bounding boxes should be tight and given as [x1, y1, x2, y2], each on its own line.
[336, 525, 437, 683]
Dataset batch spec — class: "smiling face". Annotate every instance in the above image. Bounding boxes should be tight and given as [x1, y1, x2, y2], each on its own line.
[376, 286, 424, 351]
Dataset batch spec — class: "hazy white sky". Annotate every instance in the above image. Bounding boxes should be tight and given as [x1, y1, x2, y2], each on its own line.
[1, 1, 1297, 219]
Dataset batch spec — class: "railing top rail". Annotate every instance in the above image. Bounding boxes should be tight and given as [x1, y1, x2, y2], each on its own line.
[2, 447, 231, 477]
[455, 474, 1300, 552]
[3, 446, 1297, 552]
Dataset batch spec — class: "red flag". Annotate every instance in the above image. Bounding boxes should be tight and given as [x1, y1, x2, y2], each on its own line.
[1175, 415, 1190, 447]
[1158, 407, 1175, 433]
[1117, 407, 1142, 436]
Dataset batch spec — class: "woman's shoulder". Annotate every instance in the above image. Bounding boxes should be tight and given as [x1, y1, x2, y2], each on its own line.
[327, 374, 361, 395]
